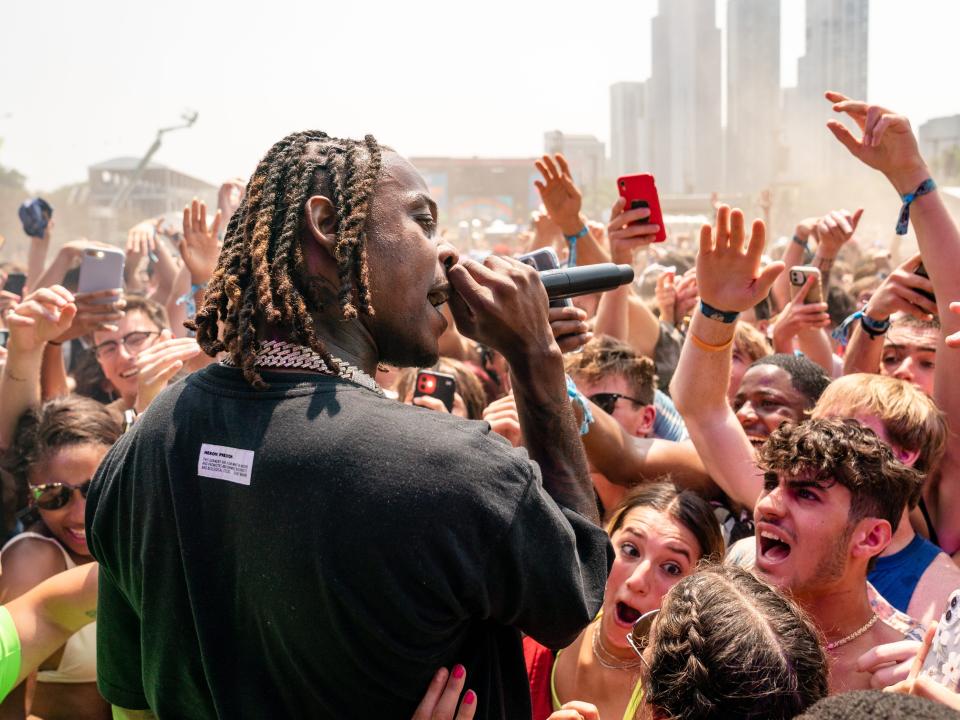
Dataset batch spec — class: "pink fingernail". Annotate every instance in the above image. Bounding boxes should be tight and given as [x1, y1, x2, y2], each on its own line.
[452, 664, 465, 679]
[463, 690, 476, 705]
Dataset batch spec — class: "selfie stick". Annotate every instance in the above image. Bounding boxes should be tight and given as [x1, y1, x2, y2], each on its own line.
[540, 264, 635, 300]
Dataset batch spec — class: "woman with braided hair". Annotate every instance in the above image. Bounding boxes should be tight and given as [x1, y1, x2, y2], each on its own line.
[549, 564, 829, 720]
[87, 131, 610, 719]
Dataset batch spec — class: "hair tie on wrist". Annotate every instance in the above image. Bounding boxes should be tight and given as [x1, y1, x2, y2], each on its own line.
[689, 333, 734, 353]
[699, 300, 740, 324]
[896, 178, 936, 235]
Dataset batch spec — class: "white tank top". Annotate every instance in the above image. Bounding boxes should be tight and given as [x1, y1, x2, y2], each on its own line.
[0, 533, 97, 683]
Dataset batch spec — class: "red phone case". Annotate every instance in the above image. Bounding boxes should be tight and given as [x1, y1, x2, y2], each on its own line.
[617, 174, 667, 243]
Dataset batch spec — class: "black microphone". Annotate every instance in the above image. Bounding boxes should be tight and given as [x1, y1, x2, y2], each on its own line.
[540, 263, 635, 300]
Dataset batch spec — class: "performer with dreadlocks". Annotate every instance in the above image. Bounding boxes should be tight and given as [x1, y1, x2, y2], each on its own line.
[86, 133, 610, 719]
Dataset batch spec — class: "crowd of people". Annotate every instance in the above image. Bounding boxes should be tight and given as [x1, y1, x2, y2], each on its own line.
[0, 92, 958, 719]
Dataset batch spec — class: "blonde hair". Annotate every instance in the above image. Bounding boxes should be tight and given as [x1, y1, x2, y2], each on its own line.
[733, 322, 772, 364]
[812, 374, 946, 476]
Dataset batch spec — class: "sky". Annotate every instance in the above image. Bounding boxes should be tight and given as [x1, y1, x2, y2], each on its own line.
[1, 0, 958, 192]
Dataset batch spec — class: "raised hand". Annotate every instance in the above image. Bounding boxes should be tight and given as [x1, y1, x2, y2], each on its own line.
[0, 290, 22, 324]
[696, 206, 784, 314]
[482, 393, 522, 447]
[131, 329, 202, 413]
[825, 92, 930, 192]
[864, 253, 937, 322]
[51, 289, 125, 343]
[534, 154, 584, 235]
[411, 666, 476, 720]
[5, 287, 77, 353]
[217, 178, 246, 224]
[655, 270, 677, 325]
[814, 208, 864, 256]
[180, 199, 222, 284]
[126, 220, 157, 259]
[607, 197, 660, 265]
[857, 637, 924, 690]
[771, 275, 831, 352]
[447, 255, 555, 362]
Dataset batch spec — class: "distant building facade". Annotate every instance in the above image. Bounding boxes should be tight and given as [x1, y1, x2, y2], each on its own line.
[726, 0, 781, 193]
[610, 81, 649, 178]
[88, 157, 215, 245]
[919, 115, 960, 182]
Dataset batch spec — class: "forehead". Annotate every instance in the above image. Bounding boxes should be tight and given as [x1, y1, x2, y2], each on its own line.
[884, 324, 938, 351]
[576, 373, 632, 398]
[92, 309, 158, 344]
[740, 364, 800, 397]
[29, 443, 109, 485]
[616, 506, 699, 555]
[374, 152, 431, 201]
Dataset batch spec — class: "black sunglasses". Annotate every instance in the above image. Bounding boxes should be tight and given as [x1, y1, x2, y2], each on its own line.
[588, 392, 646, 415]
[30, 480, 91, 511]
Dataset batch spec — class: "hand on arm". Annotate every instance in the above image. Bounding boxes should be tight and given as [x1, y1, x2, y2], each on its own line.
[669, 206, 784, 511]
[842, 253, 936, 375]
[0, 287, 76, 450]
[770, 274, 833, 373]
[448, 255, 598, 522]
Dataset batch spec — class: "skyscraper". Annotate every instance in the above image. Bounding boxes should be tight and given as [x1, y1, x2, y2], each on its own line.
[610, 81, 649, 178]
[726, 0, 781, 193]
[647, 0, 722, 194]
[785, 0, 869, 181]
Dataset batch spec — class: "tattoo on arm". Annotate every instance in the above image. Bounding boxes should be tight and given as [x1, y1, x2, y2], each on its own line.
[815, 254, 836, 290]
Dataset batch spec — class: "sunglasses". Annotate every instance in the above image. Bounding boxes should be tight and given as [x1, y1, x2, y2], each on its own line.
[625, 609, 659, 666]
[588, 392, 646, 415]
[29, 480, 91, 511]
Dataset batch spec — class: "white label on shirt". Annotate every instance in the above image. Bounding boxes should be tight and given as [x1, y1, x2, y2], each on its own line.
[197, 443, 255, 486]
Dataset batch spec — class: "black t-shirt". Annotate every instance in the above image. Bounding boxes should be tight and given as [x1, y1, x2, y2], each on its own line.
[87, 365, 611, 719]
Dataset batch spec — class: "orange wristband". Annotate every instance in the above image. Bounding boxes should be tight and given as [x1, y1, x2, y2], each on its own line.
[689, 333, 734, 353]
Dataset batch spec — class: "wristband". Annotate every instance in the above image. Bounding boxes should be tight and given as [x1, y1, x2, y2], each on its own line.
[896, 178, 936, 235]
[566, 374, 593, 435]
[564, 225, 589, 268]
[831, 310, 890, 346]
[689, 333, 734, 353]
[699, 300, 740, 324]
[792, 234, 809, 250]
[176, 282, 208, 319]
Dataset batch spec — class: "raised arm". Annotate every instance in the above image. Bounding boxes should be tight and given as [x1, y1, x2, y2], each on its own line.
[448, 255, 599, 523]
[842, 253, 937, 376]
[827, 92, 960, 552]
[810, 208, 863, 291]
[669, 206, 784, 510]
[769, 274, 834, 373]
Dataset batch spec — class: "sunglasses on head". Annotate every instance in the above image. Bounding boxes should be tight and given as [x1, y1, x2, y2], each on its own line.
[625, 608, 659, 666]
[588, 392, 645, 415]
[30, 480, 91, 511]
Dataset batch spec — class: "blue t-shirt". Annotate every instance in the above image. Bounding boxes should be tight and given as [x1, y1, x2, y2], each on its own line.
[868, 533, 942, 613]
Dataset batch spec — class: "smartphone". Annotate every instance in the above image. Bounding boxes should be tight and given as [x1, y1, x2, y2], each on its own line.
[0, 330, 8, 349]
[77, 247, 125, 303]
[413, 370, 456, 412]
[788, 266, 823, 304]
[517, 247, 573, 309]
[616, 174, 667, 243]
[921, 589, 960, 691]
[2, 272, 27, 297]
[914, 262, 937, 305]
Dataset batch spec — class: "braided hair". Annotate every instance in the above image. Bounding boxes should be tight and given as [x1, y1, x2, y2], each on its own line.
[190, 131, 385, 388]
[642, 564, 828, 720]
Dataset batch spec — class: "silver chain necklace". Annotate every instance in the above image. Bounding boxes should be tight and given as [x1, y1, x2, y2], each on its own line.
[825, 613, 879, 651]
[591, 620, 644, 671]
[220, 340, 383, 395]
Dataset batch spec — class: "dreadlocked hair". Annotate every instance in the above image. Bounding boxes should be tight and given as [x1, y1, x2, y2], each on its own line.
[190, 131, 384, 389]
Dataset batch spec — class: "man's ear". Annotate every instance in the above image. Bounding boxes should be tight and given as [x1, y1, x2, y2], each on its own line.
[304, 195, 338, 257]
[893, 445, 921, 468]
[850, 518, 892, 562]
[635, 405, 657, 438]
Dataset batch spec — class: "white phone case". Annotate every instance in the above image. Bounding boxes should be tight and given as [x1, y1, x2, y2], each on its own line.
[77, 247, 125, 300]
[921, 589, 960, 691]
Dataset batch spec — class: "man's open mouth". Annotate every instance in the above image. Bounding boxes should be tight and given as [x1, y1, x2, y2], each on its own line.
[747, 434, 767, 448]
[758, 528, 792, 563]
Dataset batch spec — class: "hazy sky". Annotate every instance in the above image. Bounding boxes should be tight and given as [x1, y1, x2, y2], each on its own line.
[1, 0, 958, 191]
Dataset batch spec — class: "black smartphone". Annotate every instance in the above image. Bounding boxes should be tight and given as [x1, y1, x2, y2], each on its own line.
[0, 330, 9, 349]
[2, 272, 26, 297]
[413, 370, 457, 412]
[914, 262, 937, 305]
